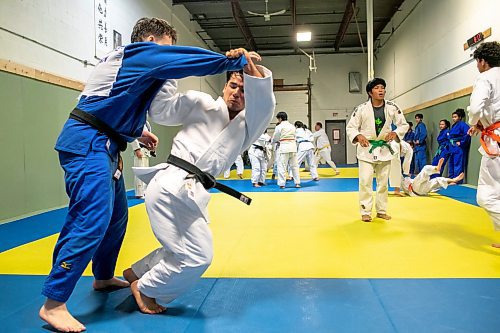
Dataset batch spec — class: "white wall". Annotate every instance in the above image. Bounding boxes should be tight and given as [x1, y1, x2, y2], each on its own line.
[262, 53, 368, 164]
[0, 0, 224, 95]
[375, 0, 500, 109]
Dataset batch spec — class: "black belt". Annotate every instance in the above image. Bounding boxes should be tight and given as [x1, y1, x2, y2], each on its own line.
[167, 154, 252, 205]
[69, 108, 128, 152]
[252, 144, 264, 151]
[297, 140, 309, 144]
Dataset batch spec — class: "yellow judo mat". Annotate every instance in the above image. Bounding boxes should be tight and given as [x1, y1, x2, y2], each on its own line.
[1, 190, 498, 278]
[219, 167, 359, 179]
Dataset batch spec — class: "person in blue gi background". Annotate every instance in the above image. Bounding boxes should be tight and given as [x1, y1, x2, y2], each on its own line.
[431, 119, 451, 176]
[448, 108, 470, 183]
[39, 17, 248, 333]
[413, 113, 428, 173]
[403, 121, 416, 174]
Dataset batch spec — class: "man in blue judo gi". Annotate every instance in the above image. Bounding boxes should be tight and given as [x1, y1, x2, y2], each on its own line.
[413, 113, 428, 173]
[39, 17, 248, 332]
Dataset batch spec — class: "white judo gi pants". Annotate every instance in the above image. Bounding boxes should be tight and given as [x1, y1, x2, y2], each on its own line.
[358, 160, 391, 215]
[249, 147, 267, 184]
[315, 146, 338, 171]
[412, 165, 449, 195]
[278, 151, 300, 187]
[131, 172, 212, 304]
[389, 144, 413, 188]
[224, 155, 244, 178]
[296, 149, 318, 179]
[134, 154, 149, 197]
[477, 156, 500, 231]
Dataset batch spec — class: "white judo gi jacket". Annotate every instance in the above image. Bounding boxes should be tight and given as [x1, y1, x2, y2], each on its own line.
[346, 100, 409, 162]
[469, 66, 500, 230]
[131, 67, 275, 303]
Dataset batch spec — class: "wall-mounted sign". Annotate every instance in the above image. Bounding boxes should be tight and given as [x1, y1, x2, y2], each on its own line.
[94, 0, 112, 59]
[463, 28, 491, 50]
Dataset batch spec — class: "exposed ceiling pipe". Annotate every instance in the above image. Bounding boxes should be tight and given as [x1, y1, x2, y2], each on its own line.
[334, 0, 356, 51]
[367, 0, 374, 80]
[230, 0, 257, 51]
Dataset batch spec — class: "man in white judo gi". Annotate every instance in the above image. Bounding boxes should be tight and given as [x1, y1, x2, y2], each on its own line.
[389, 139, 413, 196]
[249, 130, 271, 187]
[347, 78, 409, 222]
[131, 121, 158, 198]
[401, 158, 464, 196]
[467, 41, 500, 248]
[272, 112, 301, 188]
[223, 154, 244, 179]
[294, 121, 319, 180]
[122, 48, 275, 313]
[313, 122, 340, 175]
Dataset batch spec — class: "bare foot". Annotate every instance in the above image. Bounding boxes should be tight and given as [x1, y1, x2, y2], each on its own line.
[362, 215, 372, 222]
[130, 281, 166, 314]
[39, 299, 86, 332]
[279, 186, 285, 189]
[253, 183, 261, 187]
[492, 243, 500, 248]
[93, 277, 130, 291]
[295, 184, 301, 188]
[436, 157, 445, 173]
[123, 268, 139, 284]
[376, 213, 392, 220]
[335, 171, 340, 176]
[312, 178, 319, 181]
[453, 172, 465, 183]
[393, 188, 404, 196]
[238, 174, 243, 179]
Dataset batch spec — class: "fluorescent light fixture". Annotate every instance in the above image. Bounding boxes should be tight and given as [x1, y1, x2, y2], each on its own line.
[296, 31, 311, 42]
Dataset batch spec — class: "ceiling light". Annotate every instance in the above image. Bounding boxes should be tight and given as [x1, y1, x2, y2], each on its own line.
[296, 31, 311, 42]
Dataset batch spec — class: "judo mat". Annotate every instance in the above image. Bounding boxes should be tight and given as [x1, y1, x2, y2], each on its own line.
[1, 167, 500, 332]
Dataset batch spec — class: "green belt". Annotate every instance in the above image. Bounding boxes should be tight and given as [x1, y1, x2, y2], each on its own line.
[368, 140, 395, 155]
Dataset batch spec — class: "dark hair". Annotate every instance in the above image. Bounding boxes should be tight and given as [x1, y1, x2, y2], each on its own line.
[131, 17, 177, 44]
[226, 70, 244, 82]
[452, 108, 466, 119]
[415, 114, 423, 120]
[407, 121, 413, 127]
[439, 119, 451, 128]
[365, 78, 386, 95]
[276, 111, 288, 121]
[303, 124, 308, 129]
[315, 122, 323, 128]
[473, 41, 500, 67]
[294, 121, 303, 128]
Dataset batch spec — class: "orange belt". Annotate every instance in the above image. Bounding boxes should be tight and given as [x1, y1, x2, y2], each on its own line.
[279, 138, 295, 141]
[480, 122, 500, 156]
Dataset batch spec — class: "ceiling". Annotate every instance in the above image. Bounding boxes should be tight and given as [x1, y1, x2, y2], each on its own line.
[171, 0, 405, 55]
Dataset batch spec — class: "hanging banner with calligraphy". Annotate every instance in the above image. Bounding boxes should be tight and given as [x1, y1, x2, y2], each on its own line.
[94, 0, 112, 59]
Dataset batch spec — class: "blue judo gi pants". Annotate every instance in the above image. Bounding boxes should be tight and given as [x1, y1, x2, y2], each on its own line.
[414, 145, 427, 174]
[42, 134, 128, 302]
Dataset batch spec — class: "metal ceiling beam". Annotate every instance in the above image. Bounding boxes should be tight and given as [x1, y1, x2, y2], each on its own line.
[334, 0, 356, 51]
[230, 0, 257, 50]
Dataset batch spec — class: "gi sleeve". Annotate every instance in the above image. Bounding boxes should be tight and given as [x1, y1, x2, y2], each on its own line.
[468, 76, 491, 126]
[130, 139, 141, 151]
[346, 106, 362, 143]
[148, 80, 193, 126]
[241, 66, 276, 150]
[390, 103, 409, 140]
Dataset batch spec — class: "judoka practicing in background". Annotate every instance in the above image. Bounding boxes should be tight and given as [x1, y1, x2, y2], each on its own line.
[467, 41, 500, 248]
[272, 112, 301, 188]
[389, 139, 413, 196]
[131, 121, 157, 198]
[313, 122, 340, 175]
[122, 49, 275, 313]
[223, 154, 244, 179]
[249, 130, 271, 186]
[413, 113, 428, 173]
[294, 121, 319, 181]
[347, 78, 409, 222]
[40, 17, 248, 333]
[401, 158, 464, 196]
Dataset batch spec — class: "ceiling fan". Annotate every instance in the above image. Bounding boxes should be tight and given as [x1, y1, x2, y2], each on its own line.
[247, 0, 286, 21]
